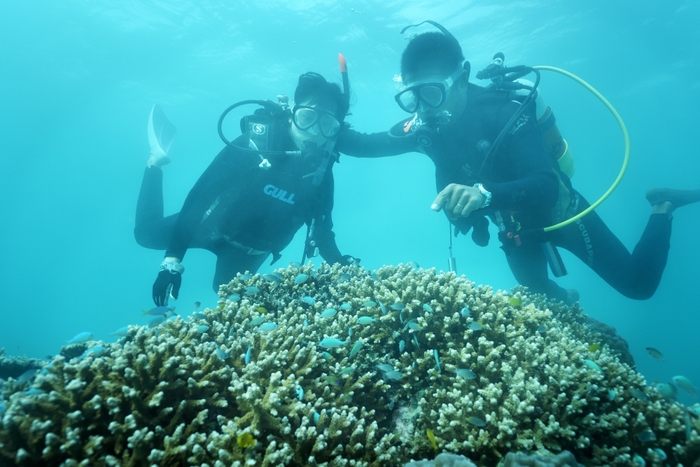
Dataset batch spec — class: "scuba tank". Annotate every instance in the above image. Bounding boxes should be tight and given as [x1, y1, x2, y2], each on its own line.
[482, 53, 575, 179]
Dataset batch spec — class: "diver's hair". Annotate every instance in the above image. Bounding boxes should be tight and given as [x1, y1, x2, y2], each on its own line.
[401, 32, 464, 78]
[294, 72, 349, 120]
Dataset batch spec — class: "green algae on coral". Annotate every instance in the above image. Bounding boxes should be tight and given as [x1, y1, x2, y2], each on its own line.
[0, 264, 699, 466]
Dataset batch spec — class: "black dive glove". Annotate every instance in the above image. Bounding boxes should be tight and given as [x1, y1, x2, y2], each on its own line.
[455, 214, 490, 247]
[152, 261, 184, 306]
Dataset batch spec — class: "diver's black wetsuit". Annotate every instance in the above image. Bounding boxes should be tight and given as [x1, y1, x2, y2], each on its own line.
[135, 132, 345, 291]
[338, 83, 672, 302]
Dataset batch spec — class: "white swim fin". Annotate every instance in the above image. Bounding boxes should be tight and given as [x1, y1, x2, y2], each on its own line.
[148, 104, 177, 164]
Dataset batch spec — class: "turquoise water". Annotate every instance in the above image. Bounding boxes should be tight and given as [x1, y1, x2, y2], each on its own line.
[1, 1, 698, 406]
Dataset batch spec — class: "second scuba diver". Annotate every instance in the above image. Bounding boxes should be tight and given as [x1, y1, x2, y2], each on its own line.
[136, 71, 357, 306]
[338, 23, 700, 305]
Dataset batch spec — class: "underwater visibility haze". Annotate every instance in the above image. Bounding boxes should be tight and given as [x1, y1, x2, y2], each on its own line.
[1, 0, 699, 465]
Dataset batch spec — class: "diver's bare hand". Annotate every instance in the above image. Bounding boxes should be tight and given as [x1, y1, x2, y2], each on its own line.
[431, 183, 485, 218]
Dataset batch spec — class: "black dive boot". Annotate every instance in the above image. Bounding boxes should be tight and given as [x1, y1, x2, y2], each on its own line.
[646, 188, 700, 209]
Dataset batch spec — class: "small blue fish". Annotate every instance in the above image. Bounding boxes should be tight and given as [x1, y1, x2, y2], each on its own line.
[338, 273, 350, 283]
[66, 332, 94, 344]
[636, 430, 656, 442]
[672, 375, 697, 397]
[82, 346, 107, 359]
[390, 302, 405, 311]
[294, 273, 309, 285]
[296, 385, 304, 401]
[239, 273, 253, 281]
[655, 382, 677, 401]
[143, 305, 176, 317]
[245, 344, 252, 365]
[191, 312, 206, 320]
[216, 348, 229, 360]
[645, 347, 664, 360]
[423, 304, 433, 313]
[321, 352, 333, 361]
[357, 316, 377, 325]
[338, 367, 355, 376]
[652, 448, 667, 461]
[245, 286, 259, 296]
[148, 316, 166, 328]
[632, 454, 645, 467]
[229, 293, 241, 302]
[536, 325, 546, 333]
[110, 326, 129, 337]
[290, 261, 301, 268]
[320, 308, 337, 318]
[349, 341, 363, 359]
[325, 375, 341, 385]
[376, 363, 395, 372]
[319, 338, 346, 349]
[406, 320, 422, 331]
[467, 417, 486, 427]
[455, 369, 477, 380]
[300, 296, 316, 305]
[583, 359, 603, 373]
[0, 403, 6, 417]
[304, 319, 308, 328]
[379, 301, 387, 315]
[412, 334, 420, 348]
[348, 327, 353, 337]
[313, 411, 320, 424]
[17, 369, 38, 384]
[370, 271, 380, 281]
[24, 388, 45, 396]
[468, 322, 483, 332]
[628, 388, 650, 401]
[362, 300, 377, 308]
[196, 325, 210, 333]
[249, 316, 265, 327]
[340, 303, 352, 311]
[461, 307, 471, 318]
[263, 274, 280, 283]
[398, 340, 405, 353]
[258, 323, 277, 332]
[433, 349, 441, 372]
[607, 389, 617, 401]
[384, 370, 403, 381]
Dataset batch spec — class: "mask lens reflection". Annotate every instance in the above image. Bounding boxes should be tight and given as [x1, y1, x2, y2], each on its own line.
[294, 108, 318, 130]
[319, 114, 340, 137]
[293, 107, 341, 137]
[419, 85, 445, 107]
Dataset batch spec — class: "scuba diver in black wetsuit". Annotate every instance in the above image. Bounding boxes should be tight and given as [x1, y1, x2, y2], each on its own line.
[136, 71, 358, 306]
[337, 24, 700, 305]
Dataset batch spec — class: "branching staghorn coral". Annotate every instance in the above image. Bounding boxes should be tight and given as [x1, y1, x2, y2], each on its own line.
[0, 264, 697, 466]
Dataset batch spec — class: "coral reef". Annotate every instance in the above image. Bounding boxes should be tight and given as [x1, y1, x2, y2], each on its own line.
[0, 349, 45, 381]
[404, 452, 477, 466]
[0, 264, 698, 466]
[501, 451, 582, 466]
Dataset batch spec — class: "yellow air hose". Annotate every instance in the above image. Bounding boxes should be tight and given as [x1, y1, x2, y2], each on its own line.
[532, 66, 631, 232]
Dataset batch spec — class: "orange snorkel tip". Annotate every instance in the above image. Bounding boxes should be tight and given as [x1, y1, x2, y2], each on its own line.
[338, 53, 350, 106]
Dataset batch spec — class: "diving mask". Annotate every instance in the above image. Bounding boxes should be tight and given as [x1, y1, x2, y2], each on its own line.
[292, 105, 342, 138]
[394, 65, 464, 113]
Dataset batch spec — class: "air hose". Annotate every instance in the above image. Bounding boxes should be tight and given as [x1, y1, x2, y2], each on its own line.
[534, 66, 631, 232]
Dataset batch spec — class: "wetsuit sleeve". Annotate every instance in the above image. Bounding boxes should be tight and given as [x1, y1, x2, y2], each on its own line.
[165, 143, 243, 260]
[479, 102, 559, 212]
[311, 172, 346, 265]
[336, 127, 419, 158]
